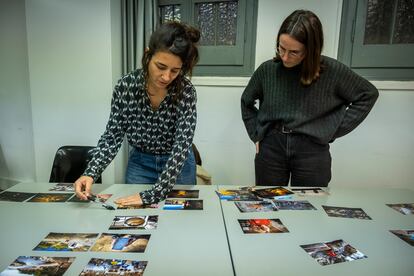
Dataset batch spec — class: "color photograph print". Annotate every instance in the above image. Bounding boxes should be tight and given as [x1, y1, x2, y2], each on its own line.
[166, 189, 199, 198]
[49, 183, 74, 192]
[109, 215, 158, 230]
[0, 256, 75, 276]
[90, 233, 150, 253]
[291, 187, 329, 196]
[234, 201, 278, 212]
[216, 189, 260, 201]
[300, 239, 367, 266]
[252, 187, 293, 199]
[386, 203, 414, 215]
[117, 203, 158, 209]
[33, 232, 99, 252]
[0, 191, 37, 202]
[27, 193, 73, 203]
[163, 199, 203, 210]
[390, 230, 414, 246]
[273, 200, 317, 210]
[322, 205, 372, 220]
[79, 258, 148, 276]
[238, 218, 289, 234]
[67, 193, 113, 203]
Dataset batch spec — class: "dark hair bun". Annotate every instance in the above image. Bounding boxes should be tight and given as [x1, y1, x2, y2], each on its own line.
[185, 25, 200, 43]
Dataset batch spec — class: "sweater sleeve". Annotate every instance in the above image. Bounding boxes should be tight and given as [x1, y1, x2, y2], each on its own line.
[83, 77, 128, 181]
[332, 65, 379, 139]
[241, 64, 263, 142]
[139, 83, 197, 204]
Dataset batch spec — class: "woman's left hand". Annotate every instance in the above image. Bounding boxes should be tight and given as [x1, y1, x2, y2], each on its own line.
[114, 193, 143, 207]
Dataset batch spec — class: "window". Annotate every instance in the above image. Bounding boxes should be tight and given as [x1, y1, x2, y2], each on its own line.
[338, 0, 414, 80]
[158, 0, 258, 76]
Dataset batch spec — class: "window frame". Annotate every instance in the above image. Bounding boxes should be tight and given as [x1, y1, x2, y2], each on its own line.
[158, 0, 258, 76]
[338, 0, 414, 81]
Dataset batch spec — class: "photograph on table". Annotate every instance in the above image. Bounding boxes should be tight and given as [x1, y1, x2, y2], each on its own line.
[90, 233, 151, 253]
[300, 239, 367, 266]
[234, 200, 278, 213]
[291, 187, 329, 196]
[322, 205, 372, 220]
[0, 256, 75, 276]
[67, 193, 112, 203]
[49, 183, 74, 192]
[163, 199, 203, 210]
[251, 187, 294, 199]
[216, 189, 260, 201]
[0, 191, 37, 202]
[390, 229, 414, 246]
[386, 203, 414, 215]
[238, 218, 289, 234]
[109, 215, 158, 230]
[272, 200, 317, 210]
[33, 232, 99, 252]
[79, 258, 148, 276]
[166, 189, 199, 199]
[27, 193, 73, 203]
[117, 203, 158, 209]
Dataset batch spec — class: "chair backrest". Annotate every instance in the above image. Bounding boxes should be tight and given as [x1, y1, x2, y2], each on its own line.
[49, 145, 101, 183]
[192, 143, 202, 166]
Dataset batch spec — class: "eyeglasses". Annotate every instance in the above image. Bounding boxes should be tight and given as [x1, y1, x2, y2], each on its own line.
[276, 45, 304, 59]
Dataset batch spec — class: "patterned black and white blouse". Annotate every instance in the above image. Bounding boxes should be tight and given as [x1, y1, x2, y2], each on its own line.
[83, 69, 197, 204]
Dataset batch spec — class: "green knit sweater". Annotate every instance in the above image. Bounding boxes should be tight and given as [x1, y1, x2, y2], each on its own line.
[241, 56, 379, 144]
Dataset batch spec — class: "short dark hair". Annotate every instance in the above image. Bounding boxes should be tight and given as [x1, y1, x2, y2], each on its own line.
[142, 22, 200, 99]
[275, 10, 324, 86]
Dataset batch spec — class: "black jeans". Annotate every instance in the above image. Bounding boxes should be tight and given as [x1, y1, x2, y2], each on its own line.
[255, 127, 331, 187]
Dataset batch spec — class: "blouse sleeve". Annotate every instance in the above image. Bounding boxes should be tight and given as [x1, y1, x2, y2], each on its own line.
[139, 82, 197, 204]
[83, 77, 129, 181]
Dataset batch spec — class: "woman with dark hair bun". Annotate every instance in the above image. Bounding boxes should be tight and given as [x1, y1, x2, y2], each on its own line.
[241, 10, 379, 188]
[75, 22, 200, 207]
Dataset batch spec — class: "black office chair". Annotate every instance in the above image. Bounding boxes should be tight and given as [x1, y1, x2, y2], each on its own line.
[49, 145, 102, 183]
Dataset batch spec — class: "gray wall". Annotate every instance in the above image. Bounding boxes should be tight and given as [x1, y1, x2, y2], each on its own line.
[0, 0, 413, 190]
[0, 0, 35, 188]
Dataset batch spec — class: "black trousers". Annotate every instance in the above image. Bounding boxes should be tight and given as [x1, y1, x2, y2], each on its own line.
[255, 127, 331, 187]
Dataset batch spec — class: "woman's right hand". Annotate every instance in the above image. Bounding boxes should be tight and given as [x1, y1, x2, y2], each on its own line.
[74, 175, 94, 200]
[255, 142, 260, 154]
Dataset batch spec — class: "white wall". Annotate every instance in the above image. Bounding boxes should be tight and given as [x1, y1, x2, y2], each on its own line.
[1, 0, 413, 190]
[0, 0, 36, 188]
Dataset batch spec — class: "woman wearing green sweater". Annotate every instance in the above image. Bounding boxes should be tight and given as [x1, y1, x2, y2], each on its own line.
[241, 10, 378, 187]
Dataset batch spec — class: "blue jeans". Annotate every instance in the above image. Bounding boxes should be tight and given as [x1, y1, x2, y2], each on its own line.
[125, 147, 196, 185]
[255, 127, 331, 187]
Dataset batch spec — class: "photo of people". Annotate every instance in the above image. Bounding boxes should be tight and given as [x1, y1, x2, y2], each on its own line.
[49, 183, 74, 192]
[68, 193, 112, 203]
[33, 232, 99, 252]
[79, 258, 148, 276]
[238, 218, 289, 234]
[322, 205, 372, 220]
[291, 188, 329, 196]
[300, 239, 367, 266]
[0, 256, 75, 276]
[90, 233, 150, 253]
[390, 229, 414, 246]
[166, 189, 199, 198]
[117, 203, 158, 209]
[234, 201, 278, 212]
[109, 215, 158, 230]
[272, 200, 317, 210]
[0, 191, 37, 202]
[163, 199, 203, 210]
[28, 193, 73, 203]
[386, 203, 414, 215]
